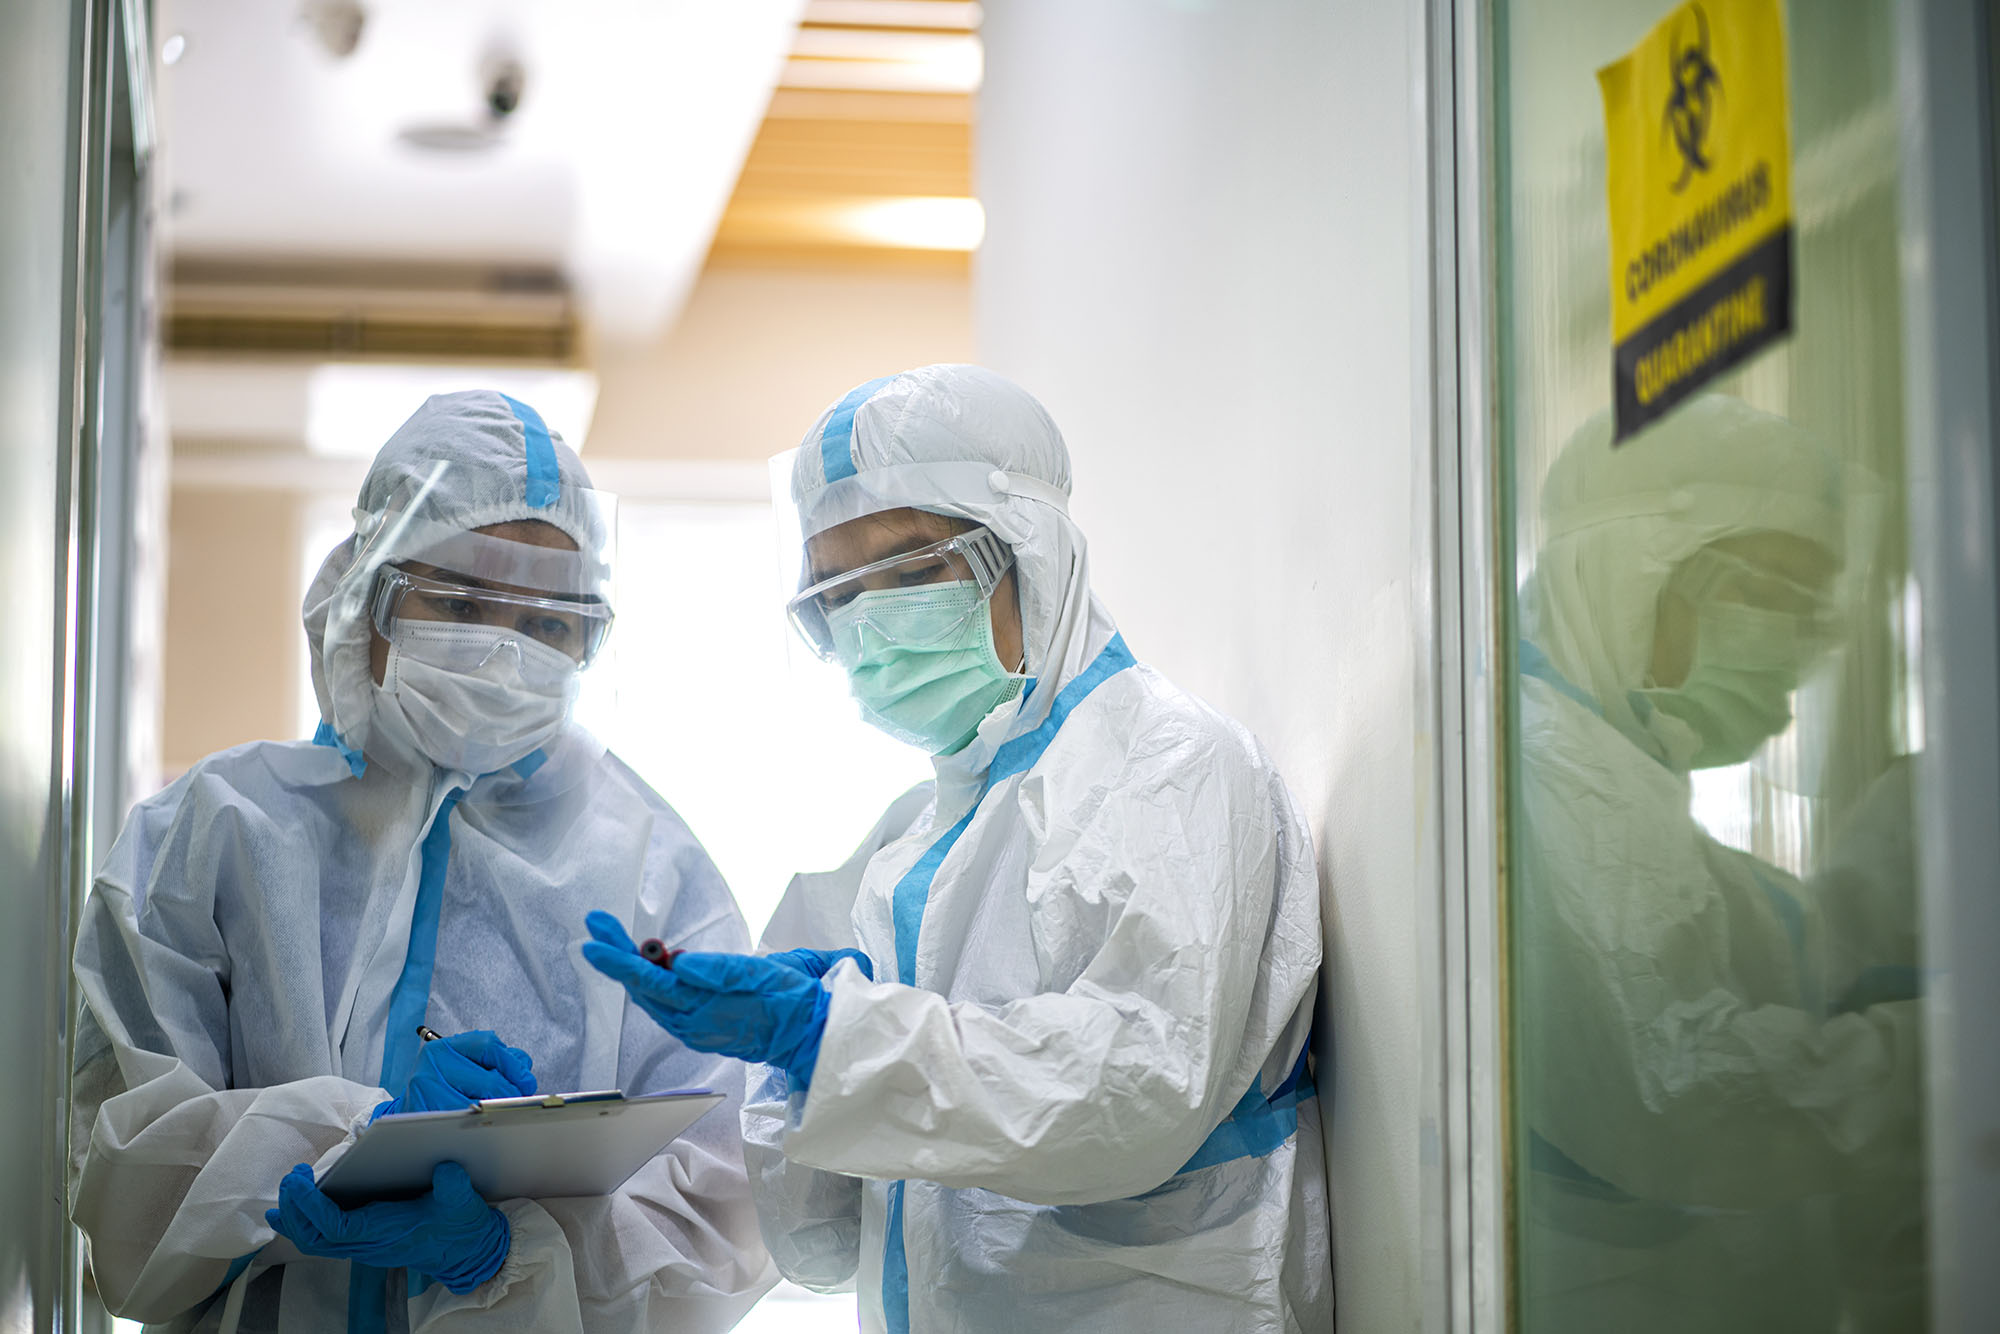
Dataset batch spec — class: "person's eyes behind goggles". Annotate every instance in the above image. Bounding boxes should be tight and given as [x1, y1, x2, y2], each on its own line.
[787, 527, 1012, 661]
[373, 567, 614, 665]
[1671, 546, 1834, 622]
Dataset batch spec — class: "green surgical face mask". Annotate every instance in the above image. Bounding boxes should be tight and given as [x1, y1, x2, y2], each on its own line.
[1631, 600, 1815, 768]
[826, 581, 1024, 755]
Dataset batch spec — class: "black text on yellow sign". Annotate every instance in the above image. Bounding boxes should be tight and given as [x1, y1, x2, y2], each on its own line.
[1598, 0, 1793, 441]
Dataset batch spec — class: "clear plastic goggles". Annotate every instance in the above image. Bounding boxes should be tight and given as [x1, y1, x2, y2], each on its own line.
[1670, 546, 1835, 625]
[372, 566, 615, 665]
[786, 525, 1013, 661]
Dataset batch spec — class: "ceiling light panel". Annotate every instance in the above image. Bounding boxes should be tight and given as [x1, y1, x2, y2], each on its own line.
[801, 1, 980, 31]
[783, 29, 980, 93]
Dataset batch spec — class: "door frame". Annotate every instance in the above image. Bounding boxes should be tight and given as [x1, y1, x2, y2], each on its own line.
[1427, 0, 1509, 1329]
[1897, 1, 2000, 1327]
[1431, 0, 2000, 1330]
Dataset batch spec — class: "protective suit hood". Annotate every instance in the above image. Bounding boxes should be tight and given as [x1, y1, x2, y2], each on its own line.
[302, 390, 605, 778]
[1520, 395, 1845, 759]
[791, 365, 1105, 788]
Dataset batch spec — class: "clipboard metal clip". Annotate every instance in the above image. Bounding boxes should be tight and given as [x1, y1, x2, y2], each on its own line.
[472, 1089, 625, 1112]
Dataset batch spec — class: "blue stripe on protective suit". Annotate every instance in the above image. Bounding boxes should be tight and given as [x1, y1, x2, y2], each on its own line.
[988, 636, 1135, 784]
[890, 634, 1137, 987]
[891, 807, 977, 989]
[1518, 639, 1600, 719]
[313, 721, 367, 778]
[351, 788, 462, 1334]
[382, 790, 464, 1094]
[882, 1180, 911, 1334]
[500, 394, 560, 509]
[219, 1251, 256, 1290]
[348, 1263, 388, 1334]
[1835, 964, 1923, 1013]
[881, 634, 1139, 1334]
[1176, 1039, 1317, 1175]
[202, 1248, 259, 1311]
[818, 377, 895, 484]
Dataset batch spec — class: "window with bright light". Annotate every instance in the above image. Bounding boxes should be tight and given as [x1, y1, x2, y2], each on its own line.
[572, 497, 929, 936]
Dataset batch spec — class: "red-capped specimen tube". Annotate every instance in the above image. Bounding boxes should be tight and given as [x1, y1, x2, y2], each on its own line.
[639, 939, 681, 968]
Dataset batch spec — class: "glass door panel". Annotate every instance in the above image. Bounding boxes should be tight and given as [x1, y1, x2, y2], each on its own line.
[1491, 2, 1926, 1330]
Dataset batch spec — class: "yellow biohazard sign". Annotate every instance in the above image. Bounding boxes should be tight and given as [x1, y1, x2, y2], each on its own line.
[1599, 0, 1793, 440]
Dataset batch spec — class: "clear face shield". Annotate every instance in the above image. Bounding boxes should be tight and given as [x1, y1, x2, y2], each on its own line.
[335, 461, 619, 782]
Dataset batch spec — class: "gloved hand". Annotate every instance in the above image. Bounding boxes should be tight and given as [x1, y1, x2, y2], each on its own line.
[764, 947, 875, 981]
[582, 911, 834, 1088]
[264, 1161, 510, 1295]
[373, 1030, 536, 1121]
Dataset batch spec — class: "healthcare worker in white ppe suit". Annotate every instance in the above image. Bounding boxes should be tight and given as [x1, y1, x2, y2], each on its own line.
[583, 364, 1333, 1332]
[1513, 396, 1923, 1333]
[71, 391, 774, 1333]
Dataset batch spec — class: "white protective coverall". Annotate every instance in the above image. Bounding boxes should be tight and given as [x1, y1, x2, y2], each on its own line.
[71, 392, 774, 1333]
[744, 365, 1333, 1333]
[1513, 398, 1924, 1333]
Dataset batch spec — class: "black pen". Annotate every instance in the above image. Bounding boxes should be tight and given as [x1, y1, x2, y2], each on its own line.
[416, 1025, 444, 1043]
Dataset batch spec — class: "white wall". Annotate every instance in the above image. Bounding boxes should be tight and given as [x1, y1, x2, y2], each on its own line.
[587, 262, 974, 461]
[977, 3, 1434, 1328]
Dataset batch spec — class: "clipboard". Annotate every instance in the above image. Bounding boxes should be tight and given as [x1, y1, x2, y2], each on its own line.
[316, 1089, 723, 1207]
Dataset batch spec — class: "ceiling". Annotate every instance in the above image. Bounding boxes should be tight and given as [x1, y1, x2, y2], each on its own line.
[154, 0, 979, 358]
[711, 0, 979, 269]
[156, 0, 808, 341]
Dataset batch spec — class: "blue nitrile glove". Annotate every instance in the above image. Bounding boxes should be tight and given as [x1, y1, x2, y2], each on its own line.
[764, 947, 875, 981]
[372, 1030, 536, 1122]
[264, 1161, 510, 1295]
[581, 911, 834, 1088]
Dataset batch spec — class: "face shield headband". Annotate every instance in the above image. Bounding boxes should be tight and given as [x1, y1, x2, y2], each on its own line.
[796, 460, 1071, 540]
[350, 501, 615, 602]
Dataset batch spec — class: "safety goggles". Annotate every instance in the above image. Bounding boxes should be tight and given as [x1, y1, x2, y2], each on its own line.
[371, 567, 615, 665]
[786, 525, 1013, 661]
[1670, 546, 1835, 625]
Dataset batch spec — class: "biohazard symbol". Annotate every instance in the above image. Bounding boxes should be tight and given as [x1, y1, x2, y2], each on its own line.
[1663, 5, 1723, 193]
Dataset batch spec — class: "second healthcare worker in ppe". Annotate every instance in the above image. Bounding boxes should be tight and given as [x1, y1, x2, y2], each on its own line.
[586, 365, 1333, 1332]
[70, 392, 774, 1332]
[1513, 397, 1923, 1333]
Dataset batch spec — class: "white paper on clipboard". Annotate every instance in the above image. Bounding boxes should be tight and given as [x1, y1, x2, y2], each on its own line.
[315, 1089, 723, 1206]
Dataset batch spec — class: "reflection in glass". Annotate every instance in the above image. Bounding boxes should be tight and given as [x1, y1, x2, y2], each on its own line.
[1494, 2, 1925, 1330]
[1513, 399, 1922, 1332]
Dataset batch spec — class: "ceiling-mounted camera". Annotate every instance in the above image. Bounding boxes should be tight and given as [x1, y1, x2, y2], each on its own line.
[299, 0, 365, 59]
[398, 36, 527, 154]
[483, 51, 527, 121]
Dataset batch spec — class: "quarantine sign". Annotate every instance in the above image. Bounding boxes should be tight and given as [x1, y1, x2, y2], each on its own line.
[1598, 0, 1793, 441]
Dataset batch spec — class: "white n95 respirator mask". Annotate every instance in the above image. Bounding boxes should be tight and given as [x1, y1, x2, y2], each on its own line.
[376, 622, 580, 776]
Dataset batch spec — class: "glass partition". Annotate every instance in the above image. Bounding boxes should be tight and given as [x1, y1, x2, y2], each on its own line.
[1491, 2, 1927, 1329]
